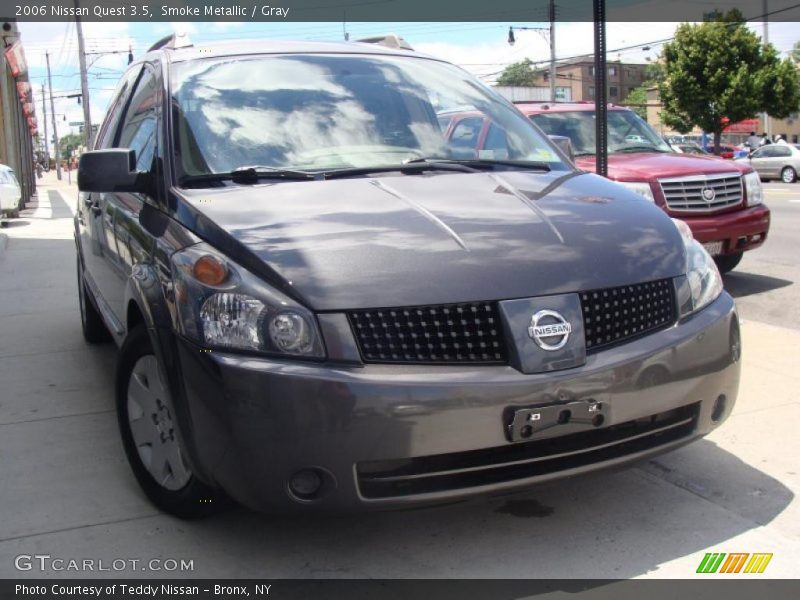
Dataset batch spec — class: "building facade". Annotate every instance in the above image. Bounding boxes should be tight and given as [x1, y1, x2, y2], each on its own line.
[530, 58, 649, 103]
[1, 21, 37, 211]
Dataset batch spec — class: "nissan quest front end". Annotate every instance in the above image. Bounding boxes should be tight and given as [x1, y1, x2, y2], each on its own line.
[74, 38, 741, 516]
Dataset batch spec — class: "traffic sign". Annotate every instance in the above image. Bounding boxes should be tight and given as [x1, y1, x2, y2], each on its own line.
[69, 121, 83, 126]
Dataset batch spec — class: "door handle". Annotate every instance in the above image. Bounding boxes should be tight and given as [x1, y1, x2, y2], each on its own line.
[91, 205, 102, 216]
[83, 196, 94, 207]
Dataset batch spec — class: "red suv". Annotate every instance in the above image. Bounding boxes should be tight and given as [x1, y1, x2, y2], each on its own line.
[439, 103, 770, 273]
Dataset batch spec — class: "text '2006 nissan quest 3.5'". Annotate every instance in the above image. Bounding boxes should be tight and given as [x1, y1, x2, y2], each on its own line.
[75, 35, 741, 517]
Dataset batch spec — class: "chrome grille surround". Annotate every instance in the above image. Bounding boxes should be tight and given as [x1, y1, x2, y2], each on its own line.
[658, 172, 743, 212]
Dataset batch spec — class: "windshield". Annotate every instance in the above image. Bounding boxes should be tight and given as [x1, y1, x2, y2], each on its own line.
[529, 109, 673, 156]
[170, 53, 567, 178]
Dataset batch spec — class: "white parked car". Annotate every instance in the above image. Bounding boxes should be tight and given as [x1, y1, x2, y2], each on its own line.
[0, 164, 22, 219]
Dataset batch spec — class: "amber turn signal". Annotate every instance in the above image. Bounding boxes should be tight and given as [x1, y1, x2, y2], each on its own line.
[192, 255, 228, 286]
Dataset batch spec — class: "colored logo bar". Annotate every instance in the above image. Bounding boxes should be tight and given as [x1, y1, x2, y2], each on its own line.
[696, 552, 773, 574]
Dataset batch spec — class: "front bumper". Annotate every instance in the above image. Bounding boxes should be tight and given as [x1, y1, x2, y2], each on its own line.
[174, 293, 740, 513]
[679, 204, 770, 256]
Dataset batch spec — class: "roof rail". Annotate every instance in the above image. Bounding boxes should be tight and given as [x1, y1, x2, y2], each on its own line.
[356, 34, 414, 51]
[146, 32, 193, 53]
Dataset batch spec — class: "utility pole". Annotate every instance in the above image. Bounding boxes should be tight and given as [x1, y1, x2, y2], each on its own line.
[45, 51, 61, 181]
[762, 0, 771, 138]
[75, 0, 93, 149]
[549, 0, 556, 102]
[507, 7, 557, 102]
[40, 84, 49, 167]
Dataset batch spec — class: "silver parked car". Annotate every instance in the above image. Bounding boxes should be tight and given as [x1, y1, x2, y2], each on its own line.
[736, 143, 800, 183]
[0, 164, 22, 220]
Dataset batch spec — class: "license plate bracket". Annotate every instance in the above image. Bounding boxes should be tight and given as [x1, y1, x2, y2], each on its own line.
[507, 400, 609, 442]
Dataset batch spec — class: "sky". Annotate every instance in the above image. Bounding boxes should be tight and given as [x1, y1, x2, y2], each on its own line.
[16, 19, 800, 153]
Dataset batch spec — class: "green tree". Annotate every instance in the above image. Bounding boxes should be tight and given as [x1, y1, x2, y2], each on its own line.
[59, 133, 84, 160]
[658, 10, 800, 153]
[644, 61, 665, 83]
[622, 85, 649, 119]
[497, 58, 538, 86]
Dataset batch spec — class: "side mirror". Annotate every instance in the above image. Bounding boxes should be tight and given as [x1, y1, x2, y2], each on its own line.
[548, 134, 575, 164]
[78, 149, 149, 194]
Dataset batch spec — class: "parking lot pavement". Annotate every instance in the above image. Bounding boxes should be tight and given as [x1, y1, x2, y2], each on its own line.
[0, 173, 797, 579]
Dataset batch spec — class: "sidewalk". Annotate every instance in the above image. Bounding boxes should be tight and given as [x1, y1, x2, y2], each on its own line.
[0, 178, 797, 579]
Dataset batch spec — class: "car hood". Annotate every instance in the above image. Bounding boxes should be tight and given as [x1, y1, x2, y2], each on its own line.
[574, 152, 751, 181]
[177, 171, 686, 311]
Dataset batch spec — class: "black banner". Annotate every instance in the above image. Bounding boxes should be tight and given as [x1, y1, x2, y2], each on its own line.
[1, 0, 800, 22]
[3, 580, 800, 600]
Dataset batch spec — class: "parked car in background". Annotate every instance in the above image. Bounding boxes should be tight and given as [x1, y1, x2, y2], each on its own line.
[0, 164, 22, 221]
[702, 144, 738, 159]
[671, 142, 709, 156]
[516, 103, 770, 274]
[74, 37, 741, 517]
[736, 143, 800, 183]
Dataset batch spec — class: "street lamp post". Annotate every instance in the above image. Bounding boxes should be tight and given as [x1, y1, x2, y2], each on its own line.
[508, 0, 557, 102]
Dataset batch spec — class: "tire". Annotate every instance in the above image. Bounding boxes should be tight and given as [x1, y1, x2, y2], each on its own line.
[715, 252, 743, 274]
[116, 325, 226, 518]
[781, 166, 797, 183]
[77, 258, 112, 344]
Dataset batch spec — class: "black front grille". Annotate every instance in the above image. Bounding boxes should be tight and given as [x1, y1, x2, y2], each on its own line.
[580, 279, 676, 353]
[357, 403, 700, 499]
[348, 302, 507, 365]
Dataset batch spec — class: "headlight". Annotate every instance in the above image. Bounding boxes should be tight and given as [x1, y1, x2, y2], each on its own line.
[743, 171, 763, 206]
[672, 219, 723, 316]
[617, 181, 655, 202]
[171, 243, 325, 358]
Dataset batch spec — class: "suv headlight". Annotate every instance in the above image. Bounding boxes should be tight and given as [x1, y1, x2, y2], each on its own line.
[743, 171, 763, 206]
[617, 181, 655, 202]
[672, 219, 723, 316]
[170, 243, 325, 358]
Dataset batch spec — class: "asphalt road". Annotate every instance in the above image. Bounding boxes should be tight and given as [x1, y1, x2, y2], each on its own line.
[725, 182, 800, 329]
[0, 174, 797, 580]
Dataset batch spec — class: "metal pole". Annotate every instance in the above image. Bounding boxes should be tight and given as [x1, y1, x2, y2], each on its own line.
[549, 0, 556, 102]
[75, 0, 93, 149]
[593, 0, 608, 176]
[40, 84, 49, 167]
[762, 0, 770, 139]
[45, 51, 61, 181]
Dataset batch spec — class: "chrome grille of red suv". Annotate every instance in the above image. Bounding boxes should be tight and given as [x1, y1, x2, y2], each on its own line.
[658, 173, 743, 212]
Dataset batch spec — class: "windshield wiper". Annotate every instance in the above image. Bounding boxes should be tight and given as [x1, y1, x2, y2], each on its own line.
[404, 157, 551, 172]
[321, 161, 480, 179]
[179, 165, 316, 186]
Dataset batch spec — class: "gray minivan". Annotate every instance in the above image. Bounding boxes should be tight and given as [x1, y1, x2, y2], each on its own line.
[75, 36, 741, 517]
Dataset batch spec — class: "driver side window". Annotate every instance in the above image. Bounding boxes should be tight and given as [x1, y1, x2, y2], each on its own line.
[116, 65, 161, 173]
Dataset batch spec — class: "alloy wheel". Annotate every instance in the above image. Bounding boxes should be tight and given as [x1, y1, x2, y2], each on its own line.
[126, 355, 192, 491]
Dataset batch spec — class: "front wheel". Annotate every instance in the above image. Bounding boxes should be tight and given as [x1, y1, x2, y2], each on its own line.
[781, 166, 797, 183]
[116, 326, 227, 518]
[715, 252, 743, 274]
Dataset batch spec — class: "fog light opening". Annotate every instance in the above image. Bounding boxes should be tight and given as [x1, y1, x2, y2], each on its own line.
[711, 395, 727, 422]
[288, 468, 324, 501]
